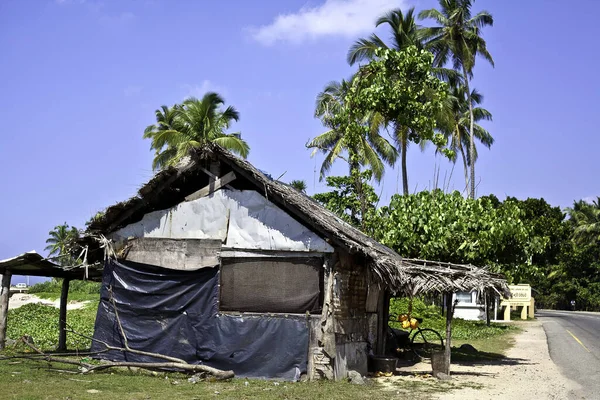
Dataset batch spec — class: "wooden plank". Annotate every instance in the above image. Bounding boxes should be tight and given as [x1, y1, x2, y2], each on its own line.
[0, 272, 12, 350]
[198, 166, 234, 190]
[365, 283, 380, 313]
[122, 238, 221, 270]
[57, 279, 70, 351]
[185, 171, 236, 202]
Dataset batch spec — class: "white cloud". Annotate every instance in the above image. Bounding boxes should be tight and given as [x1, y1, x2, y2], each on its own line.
[181, 80, 228, 99]
[249, 0, 407, 46]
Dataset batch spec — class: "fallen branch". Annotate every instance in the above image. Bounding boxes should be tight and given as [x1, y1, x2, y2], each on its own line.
[13, 335, 234, 380]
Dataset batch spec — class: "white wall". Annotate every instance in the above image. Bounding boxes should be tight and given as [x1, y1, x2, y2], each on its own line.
[113, 189, 334, 253]
[452, 291, 485, 321]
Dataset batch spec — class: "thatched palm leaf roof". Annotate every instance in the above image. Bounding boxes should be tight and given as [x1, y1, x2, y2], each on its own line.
[87, 144, 509, 297]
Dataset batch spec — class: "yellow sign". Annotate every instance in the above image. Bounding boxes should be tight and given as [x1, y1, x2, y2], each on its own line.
[504, 284, 531, 303]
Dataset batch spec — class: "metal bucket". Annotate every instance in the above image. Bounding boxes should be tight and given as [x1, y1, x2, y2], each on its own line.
[369, 355, 397, 373]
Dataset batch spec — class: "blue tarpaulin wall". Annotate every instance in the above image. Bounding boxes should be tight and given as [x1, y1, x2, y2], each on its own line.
[91, 260, 309, 380]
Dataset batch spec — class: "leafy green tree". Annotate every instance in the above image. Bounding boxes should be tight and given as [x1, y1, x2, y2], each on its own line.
[439, 84, 493, 189]
[348, 8, 454, 195]
[45, 223, 80, 266]
[420, 0, 494, 198]
[289, 179, 307, 193]
[347, 47, 450, 160]
[374, 190, 544, 282]
[313, 171, 378, 232]
[143, 92, 249, 170]
[567, 197, 600, 244]
[308, 79, 397, 182]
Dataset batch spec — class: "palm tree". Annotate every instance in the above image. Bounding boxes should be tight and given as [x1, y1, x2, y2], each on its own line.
[289, 180, 307, 193]
[439, 84, 493, 190]
[45, 223, 80, 266]
[143, 92, 249, 171]
[568, 198, 600, 244]
[419, 0, 494, 198]
[307, 79, 397, 182]
[347, 8, 422, 195]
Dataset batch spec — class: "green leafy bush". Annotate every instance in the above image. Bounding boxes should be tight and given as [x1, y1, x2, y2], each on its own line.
[389, 297, 516, 340]
[28, 279, 100, 295]
[6, 302, 99, 350]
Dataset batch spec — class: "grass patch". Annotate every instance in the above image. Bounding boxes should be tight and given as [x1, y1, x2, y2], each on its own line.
[451, 327, 519, 362]
[6, 302, 98, 350]
[32, 292, 100, 302]
[0, 359, 404, 400]
[389, 297, 519, 340]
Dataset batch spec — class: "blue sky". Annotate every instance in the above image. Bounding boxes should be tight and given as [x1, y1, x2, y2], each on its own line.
[1, 0, 599, 283]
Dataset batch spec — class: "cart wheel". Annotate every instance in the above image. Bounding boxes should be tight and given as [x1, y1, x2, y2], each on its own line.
[410, 328, 444, 360]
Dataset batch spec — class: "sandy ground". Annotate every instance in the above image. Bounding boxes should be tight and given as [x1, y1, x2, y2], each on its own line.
[8, 293, 89, 310]
[380, 320, 583, 399]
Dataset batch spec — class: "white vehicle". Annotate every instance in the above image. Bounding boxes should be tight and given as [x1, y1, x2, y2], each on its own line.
[14, 283, 27, 289]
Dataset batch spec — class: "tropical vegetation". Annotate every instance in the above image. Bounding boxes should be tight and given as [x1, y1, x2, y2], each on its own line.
[143, 92, 249, 171]
[44, 223, 80, 266]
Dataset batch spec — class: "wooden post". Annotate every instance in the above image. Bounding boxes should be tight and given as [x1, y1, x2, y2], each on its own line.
[0, 272, 12, 350]
[57, 278, 70, 351]
[443, 292, 453, 375]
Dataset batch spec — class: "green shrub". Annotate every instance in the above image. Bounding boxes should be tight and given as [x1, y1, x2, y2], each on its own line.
[389, 297, 516, 340]
[6, 302, 99, 350]
[28, 279, 100, 295]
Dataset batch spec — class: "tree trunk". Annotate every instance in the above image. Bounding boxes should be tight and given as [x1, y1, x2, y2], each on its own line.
[463, 66, 476, 199]
[458, 137, 469, 192]
[0, 272, 12, 350]
[400, 127, 409, 196]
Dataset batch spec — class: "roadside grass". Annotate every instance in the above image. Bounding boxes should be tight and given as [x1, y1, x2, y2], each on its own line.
[31, 292, 100, 302]
[6, 302, 98, 350]
[0, 359, 410, 400]
[451, 327, 519, 362]
[389, 297, 520, 341]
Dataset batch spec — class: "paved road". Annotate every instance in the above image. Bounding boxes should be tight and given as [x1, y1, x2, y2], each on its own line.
[538, 310, 600, 399]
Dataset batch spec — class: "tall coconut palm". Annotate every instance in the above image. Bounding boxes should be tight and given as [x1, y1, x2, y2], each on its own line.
[143, 92, 249, 171]
[439, 84, 493, 190]
[347, 8, 422, 195]
[289, 180, 307, 193]
[568, 198, 600, 244]
[45, 223, 80, 266]
[307, 79, 397, 182]
[419, 0, 494, 198]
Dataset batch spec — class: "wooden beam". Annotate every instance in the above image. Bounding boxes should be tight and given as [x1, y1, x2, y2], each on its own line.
[0, 272, 12, 350]
[198, 166, 234, 189]
[57, 279, 70, 351]
[185, 171, 236, 202]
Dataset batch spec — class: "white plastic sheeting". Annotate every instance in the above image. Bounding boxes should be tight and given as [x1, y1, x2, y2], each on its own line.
[113, 189, 333, 253]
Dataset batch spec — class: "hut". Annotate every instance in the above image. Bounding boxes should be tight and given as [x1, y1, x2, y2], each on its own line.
[0, 144, 509, 380]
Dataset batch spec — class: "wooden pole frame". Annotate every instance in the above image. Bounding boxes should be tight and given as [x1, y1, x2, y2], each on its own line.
[0, 272, 12, 350]
[57, 278, 70, 351]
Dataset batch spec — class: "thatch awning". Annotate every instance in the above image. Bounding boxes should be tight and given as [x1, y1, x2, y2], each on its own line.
[86, 143, 509, 297]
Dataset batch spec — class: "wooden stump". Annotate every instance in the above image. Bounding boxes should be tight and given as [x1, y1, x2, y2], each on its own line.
[431, 350, 449, 375]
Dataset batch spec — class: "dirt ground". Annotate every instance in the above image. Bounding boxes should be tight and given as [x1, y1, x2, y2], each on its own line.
[380, 320, 583, 399]
[8, 293, 89, 310]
